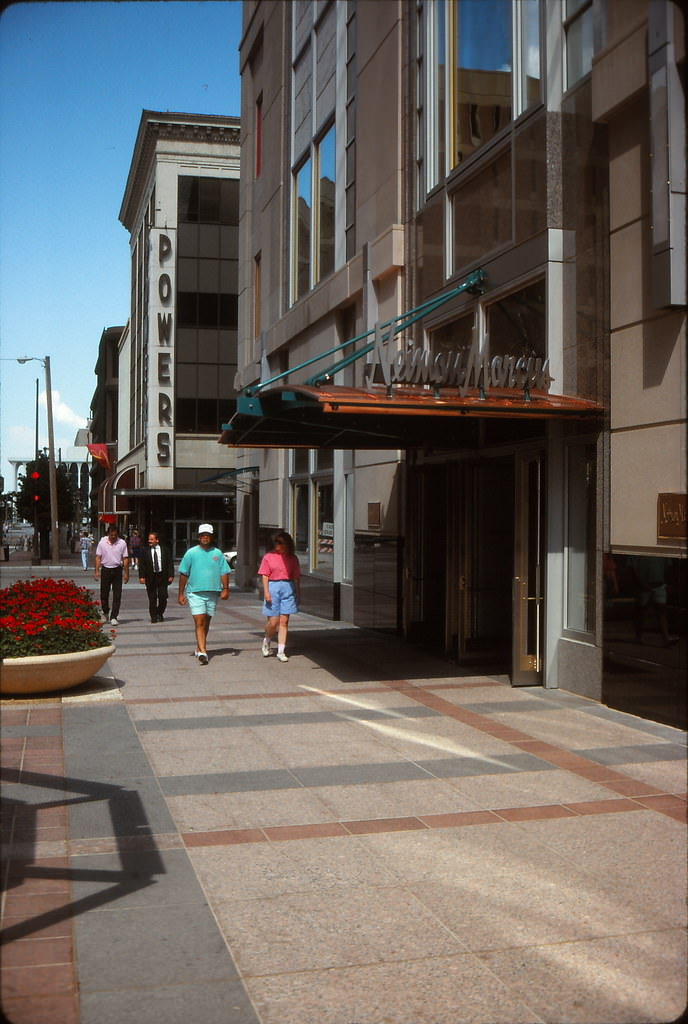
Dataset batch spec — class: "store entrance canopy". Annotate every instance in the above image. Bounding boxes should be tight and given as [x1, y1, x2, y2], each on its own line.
[219, 383, 603, 450]
[220, 271, 602, 450]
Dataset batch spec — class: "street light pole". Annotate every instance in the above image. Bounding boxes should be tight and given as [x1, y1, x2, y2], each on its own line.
[17, 356, 60, 565]
[44, 356, 60, 565]
[33, 378, 40, 561]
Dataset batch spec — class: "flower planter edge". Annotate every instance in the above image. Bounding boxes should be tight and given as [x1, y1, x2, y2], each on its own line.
[1, 644, 116, 695]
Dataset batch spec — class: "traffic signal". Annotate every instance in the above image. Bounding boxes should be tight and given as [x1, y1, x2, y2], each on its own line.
[30, 470, 41, 503]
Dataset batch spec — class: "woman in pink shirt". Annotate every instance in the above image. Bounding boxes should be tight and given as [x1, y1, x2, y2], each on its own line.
[258, 531, 301, 662]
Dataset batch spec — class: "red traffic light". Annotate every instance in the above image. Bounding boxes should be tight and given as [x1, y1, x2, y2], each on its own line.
[31, 471, 40, 479]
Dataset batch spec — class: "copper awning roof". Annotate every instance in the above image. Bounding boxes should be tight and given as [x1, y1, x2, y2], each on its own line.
[220, 384, 603, 449]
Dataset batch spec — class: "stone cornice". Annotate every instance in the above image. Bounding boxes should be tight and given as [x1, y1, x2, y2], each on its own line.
[119, 110, 241, 232]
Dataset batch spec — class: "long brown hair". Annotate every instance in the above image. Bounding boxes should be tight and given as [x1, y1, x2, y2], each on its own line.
[273, 530, 295, 556]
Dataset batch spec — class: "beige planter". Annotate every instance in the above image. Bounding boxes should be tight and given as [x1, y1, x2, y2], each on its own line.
[1, 644, 115, 695]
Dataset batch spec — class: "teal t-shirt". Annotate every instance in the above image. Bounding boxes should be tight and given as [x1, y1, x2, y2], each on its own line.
[178, 545, 230, 593]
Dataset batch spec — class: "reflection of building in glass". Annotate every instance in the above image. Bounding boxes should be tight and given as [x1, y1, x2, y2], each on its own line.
[231, 1, 686, 729]
[455, 68, 512, 161]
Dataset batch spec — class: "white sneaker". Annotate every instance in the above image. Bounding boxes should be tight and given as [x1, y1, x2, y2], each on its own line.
[261, 638, 270, 657]
[110, 618, 118, 625]
[276, 652, 289, 663]
[198, 652, 209, 666]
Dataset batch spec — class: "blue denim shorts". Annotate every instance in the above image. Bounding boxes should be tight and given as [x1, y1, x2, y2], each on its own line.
[187, 590, 219, 616]
[263, 580, 298, 617]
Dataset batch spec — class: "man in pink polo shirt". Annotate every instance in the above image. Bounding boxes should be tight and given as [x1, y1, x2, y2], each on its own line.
[94, 523, 129, 625]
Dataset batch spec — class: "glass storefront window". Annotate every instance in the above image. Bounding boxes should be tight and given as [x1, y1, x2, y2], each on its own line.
[487, 279, 546, 360]
[316, 449, 333, 471]
[565, 443, 596, 635]
[422, 0, 541, 194]
[293, 158, 312, 300]
[454, 0, 512, 165]
[315, 482, 334, 575]
[429, 313, 474, 360]
[293, 449, 310, 474]
[293, 481, 310, 563]
[565, 0, 593, 88]
[317, 125, 335, 281]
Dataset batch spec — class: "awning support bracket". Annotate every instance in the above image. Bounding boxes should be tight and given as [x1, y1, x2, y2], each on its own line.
[243, 269, 486, 397]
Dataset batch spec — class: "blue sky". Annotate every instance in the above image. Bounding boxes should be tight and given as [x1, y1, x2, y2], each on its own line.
[0, 0, 242, 491]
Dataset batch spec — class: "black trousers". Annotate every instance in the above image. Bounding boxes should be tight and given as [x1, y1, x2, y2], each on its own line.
[100, 566, 123, 618]
[145, 574, 169, 620]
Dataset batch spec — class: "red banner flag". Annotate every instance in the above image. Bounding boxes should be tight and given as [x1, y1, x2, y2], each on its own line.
[87, 443, 112, 472]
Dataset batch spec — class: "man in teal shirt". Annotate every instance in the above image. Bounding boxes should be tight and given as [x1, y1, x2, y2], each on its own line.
[178, 524, 230, 665]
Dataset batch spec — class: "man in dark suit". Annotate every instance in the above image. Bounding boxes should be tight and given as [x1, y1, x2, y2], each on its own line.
[138, 531, 175, 623]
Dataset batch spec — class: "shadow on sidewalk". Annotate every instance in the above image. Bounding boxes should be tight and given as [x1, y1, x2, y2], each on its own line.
[1, 766, 165, 942]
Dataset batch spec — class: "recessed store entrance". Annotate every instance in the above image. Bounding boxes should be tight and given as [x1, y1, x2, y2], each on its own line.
[407, 451, 544, 685]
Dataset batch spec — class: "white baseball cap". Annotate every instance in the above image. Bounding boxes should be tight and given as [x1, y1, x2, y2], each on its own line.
[198, 523, 214, 535]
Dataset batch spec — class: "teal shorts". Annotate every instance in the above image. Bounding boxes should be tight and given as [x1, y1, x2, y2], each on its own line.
[187, 590, 219, 616]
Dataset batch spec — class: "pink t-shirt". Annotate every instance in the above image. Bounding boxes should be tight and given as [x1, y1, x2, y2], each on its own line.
[258, 550, 301, 581]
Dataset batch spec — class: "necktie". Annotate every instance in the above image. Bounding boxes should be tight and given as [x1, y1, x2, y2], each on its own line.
[153, 549, 160, 572]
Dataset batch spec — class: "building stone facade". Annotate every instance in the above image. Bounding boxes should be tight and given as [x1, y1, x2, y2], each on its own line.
[111, 110, 242, 557]
[228, 0, 685, 726]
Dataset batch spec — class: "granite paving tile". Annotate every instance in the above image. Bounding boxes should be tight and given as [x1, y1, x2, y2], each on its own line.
[66, 776, 176, 840]
[332, 714, 527, 762]
[507, 815, 687, 926]
[575, 742, 687, 764]
[159, 768, 299, 796]
[74, 903, 242, 992]
[444, 767, 621, 808]
[476, 709, 675, 750]
[68, 849, 207, 910]
[79, 978, 261, 1024]
[134, 704, 438, 731]
[355, 823, 676, 948]
[165, 786, 336, 832]
[212, 885, 467, 976]
[0, 913, 73, 941]
[311, 777, 483, 820]
[1, 962, 75, 999]
[0, 993, 79, 1024]
[245, 954, 543, 1024]
[127, 700, 243, 720]
[253, 723, 412, 767]
[0, 935, 73, 968]
[613, 759, 688, 792]
[188, 834, 400, 901]
[479, 929, 688, 1024]
[291, 760, 434, 787]
[138, 726, 278, 760]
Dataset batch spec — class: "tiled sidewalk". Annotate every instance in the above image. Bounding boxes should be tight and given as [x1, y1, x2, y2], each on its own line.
[1, 578, 686, 1023]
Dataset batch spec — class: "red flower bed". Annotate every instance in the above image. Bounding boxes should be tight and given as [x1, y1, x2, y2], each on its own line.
[0, 578, 112, 658]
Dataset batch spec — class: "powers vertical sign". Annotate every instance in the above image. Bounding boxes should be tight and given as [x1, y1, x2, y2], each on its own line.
[149, 228, 175, 484]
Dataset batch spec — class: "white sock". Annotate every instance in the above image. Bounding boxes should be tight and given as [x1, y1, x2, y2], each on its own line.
[278, 644, 285, 655]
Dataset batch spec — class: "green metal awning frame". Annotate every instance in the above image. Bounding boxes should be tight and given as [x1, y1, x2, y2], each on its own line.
[243, 269, 487, 398]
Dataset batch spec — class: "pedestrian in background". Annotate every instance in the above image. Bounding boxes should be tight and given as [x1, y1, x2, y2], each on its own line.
[128, 529, 142, 570]
[138, 531, 174, 623]
[259, 530, 301, 662]
[94, 524, 129, 625]
[79, 530, 93, 571]
[177, 524, 230, 665]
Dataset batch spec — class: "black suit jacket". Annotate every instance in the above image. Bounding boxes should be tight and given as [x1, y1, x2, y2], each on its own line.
[138, 543, 174, 582]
